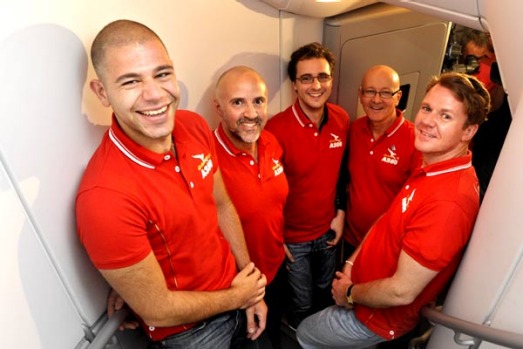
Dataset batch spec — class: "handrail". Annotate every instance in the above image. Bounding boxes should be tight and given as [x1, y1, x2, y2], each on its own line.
[85, 308, 129, 349]
[422, 306, 523, 349]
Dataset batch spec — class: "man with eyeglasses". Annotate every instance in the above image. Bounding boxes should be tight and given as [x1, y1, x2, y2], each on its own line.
[459, 28, 512, 201]
[343, 65, 421, 259]
[297, 72, 490, 349]
[265, 42, 349, 327]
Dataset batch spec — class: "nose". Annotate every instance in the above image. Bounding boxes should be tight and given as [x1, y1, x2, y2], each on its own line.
[311, 78, 322, 87]
[416, 111, 436, 128]
[244, 103, 258, 118]
[371, 93, 383, 102]
[142, 79, 162, 101]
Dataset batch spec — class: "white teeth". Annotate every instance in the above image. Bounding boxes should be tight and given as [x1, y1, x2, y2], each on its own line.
[141, 106, 168, 116]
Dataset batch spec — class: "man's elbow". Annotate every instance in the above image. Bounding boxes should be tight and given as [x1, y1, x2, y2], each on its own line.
[390, 288, 419, 306]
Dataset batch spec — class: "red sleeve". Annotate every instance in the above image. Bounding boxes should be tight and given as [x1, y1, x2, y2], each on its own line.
[402, 200, 473, 271]
[76, 187, 151, 269]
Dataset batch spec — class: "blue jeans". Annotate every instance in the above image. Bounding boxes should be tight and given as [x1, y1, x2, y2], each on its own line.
[296, 305, 385, 348]
[148, 311, 240, 349]
[286, 229, 336, 321]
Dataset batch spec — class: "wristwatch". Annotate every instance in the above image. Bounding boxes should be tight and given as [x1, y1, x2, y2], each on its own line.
[346, 284, 355, 306]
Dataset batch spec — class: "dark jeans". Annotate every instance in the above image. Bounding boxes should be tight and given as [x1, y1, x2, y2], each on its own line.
[285, 229, 336, 326]
[148, 311, 239, 349]
[265, 262, 289, 349]
[231, 310, 273, 349]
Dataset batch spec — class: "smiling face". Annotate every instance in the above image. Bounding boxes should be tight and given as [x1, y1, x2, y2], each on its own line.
[359, 66, 401, 127]
[293, 58, 332, 117]
[414, 84, 478, 165]
[90, 38, 180, 153]
[214, 67, 268, 152]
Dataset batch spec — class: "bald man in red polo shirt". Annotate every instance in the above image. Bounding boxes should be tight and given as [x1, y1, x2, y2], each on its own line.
[344, 65, 421, 255]
[212, 66, 289, 349]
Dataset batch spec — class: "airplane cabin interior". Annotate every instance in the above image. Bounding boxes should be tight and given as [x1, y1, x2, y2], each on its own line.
[1, 0, 523, 348]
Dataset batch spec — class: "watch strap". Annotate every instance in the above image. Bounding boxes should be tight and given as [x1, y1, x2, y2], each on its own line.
[346, 284, 355, 306]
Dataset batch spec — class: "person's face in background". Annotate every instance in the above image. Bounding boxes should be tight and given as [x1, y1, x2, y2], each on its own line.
[359, 67, 402, 125]
[293, 58, 333, 116]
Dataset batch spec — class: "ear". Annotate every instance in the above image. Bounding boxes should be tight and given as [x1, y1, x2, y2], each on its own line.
[462, 123, 479, 142]
[213, 98, 224, 118]
[89, 79, 111, 108]
[394, 90, 403, 107]
[358, 87, 365, 103]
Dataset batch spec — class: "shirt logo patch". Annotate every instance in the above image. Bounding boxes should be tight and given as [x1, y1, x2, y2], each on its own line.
[192, 153, 213, 179]
[401, 189, 416, 213]
[329, 133, 343, 149]
[381, 145, 399, 165]
[272, 158, 284, 176]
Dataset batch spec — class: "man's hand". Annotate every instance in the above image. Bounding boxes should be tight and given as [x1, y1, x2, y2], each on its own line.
[331, 271, 353, 309]
[327, 209, 345, 247]
[230, 262, 267, 309]
[245, 300, 267, 340]
[106, 288, 139, 330]
[283, 243, 294, 262]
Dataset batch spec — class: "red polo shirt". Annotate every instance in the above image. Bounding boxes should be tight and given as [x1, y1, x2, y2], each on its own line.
[76, 111, 237, 341]
[345, 110, 421, 246]
[352, 152, 480, 340]
[265, 100, 349, 243]
[213, 124, 288, 284]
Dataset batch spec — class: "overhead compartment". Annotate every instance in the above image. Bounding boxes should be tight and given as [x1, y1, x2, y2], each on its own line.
[261, 0, 378, 18]
[380, 0, 485, 30]
[324, 2, 450, 121]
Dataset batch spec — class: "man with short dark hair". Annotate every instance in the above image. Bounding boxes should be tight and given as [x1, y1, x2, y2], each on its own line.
[265, 42, 350, 326]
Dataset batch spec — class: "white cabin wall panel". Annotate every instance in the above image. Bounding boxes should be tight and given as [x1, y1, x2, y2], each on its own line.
[0, 22, 110, 327]
[324, 3, 449, 121]
[486, 259, 523, 336]
[0, 160, 84, 349]
[0, 0, 282, 127]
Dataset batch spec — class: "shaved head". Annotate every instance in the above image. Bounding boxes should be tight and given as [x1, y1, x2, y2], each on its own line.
[91, 20, 166, 79]
[213, 66, 268, 150]
[362, 65, 400, 90]
[215, 66, 267, 101]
